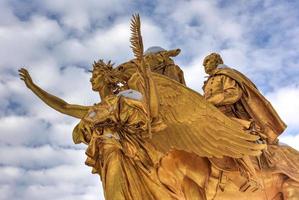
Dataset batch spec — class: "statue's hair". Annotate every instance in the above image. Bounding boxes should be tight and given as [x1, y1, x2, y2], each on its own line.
[204, 53, 223, 66]
[92, 59, 114, 72]
[91, 59, 127, 88]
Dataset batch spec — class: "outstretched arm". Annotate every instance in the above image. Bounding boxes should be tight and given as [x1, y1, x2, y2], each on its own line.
[19, 68, 90, 119]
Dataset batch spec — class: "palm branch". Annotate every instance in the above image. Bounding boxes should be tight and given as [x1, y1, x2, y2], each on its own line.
[129, 13, 152, 136]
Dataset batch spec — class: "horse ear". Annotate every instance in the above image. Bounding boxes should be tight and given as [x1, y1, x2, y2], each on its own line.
[167, 48, 181, 57]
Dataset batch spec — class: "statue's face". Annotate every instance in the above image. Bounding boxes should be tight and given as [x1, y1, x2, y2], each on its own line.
[90, 69, 128, 98]
[90, 70, 105, 92]
[203, 56, 218, 75]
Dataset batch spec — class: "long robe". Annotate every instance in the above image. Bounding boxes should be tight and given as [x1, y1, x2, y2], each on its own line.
[72, 94, 176, 200]
[203, 67, 286, 144]
[203, 67, 299, 182]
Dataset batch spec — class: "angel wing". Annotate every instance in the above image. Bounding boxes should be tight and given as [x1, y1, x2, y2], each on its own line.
[150, 73, 266, 158]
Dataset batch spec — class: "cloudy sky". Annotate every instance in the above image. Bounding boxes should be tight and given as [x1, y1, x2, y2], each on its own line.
[1, 0, 299, 199]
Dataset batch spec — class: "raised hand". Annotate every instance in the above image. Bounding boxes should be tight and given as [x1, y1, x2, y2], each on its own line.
[18, 67, 89, 118]
[19, 68, 34, 89]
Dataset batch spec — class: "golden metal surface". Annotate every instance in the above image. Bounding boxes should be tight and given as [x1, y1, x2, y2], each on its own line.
[19, 15, 299, 199]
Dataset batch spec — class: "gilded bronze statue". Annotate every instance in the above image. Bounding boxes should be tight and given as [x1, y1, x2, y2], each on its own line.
[202, 53, 286, 145]
[19, 14, 299, 199]
[202, 52, 299, 199]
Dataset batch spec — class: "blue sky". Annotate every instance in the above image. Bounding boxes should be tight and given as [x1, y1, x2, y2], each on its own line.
[1, 0, 299, 199]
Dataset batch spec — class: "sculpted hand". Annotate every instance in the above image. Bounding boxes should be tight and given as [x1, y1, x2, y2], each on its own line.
[19, 68, 34, 89]
[18, 67, 89, 118]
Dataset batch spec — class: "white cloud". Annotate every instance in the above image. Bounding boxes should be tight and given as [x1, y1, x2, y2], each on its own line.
[0, 166, 24, 184]
[51, 17, 169, 66]
[0, 184, 13, 200]
[36, 0, 131, 32]
[266, 86, 299, 128]
[0, 145, 84, 168]
[266, 86, 299, 150]
[0, 165, 103, 200]
[0, 116, 51, 146]
[280, 134, 299, 151]
[183, 56, 206, 93]
[0, 1, 18, 25]
[0, 15, 64, 69]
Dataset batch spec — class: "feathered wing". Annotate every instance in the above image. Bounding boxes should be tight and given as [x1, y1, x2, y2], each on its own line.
[127, 14, 264, 158]
[150, 73, 266, 158]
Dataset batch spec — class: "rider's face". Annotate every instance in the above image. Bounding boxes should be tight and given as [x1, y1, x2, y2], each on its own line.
[203, 57, 217, 75]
